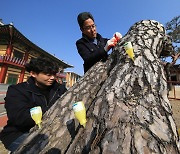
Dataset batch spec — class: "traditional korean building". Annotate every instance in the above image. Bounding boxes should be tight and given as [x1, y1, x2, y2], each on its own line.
[0, 21, 73, 85]
[170, 64, 180, 83]
[65, 72, 81, 89]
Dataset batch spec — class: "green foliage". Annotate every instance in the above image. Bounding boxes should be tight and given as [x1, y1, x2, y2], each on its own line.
[165, 15, 180, 52]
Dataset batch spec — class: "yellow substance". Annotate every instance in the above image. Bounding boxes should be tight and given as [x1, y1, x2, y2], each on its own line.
[30, 106, 42, 129]
[124, 42, 135, 61]
[73, 101, 87, 128]
[178, 128, 180, 136]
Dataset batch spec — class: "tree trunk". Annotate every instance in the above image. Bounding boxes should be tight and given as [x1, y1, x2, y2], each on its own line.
[15, 20, 180, 154]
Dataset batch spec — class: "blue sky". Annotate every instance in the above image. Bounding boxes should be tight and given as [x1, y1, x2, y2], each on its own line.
[1, 0, 180, 76]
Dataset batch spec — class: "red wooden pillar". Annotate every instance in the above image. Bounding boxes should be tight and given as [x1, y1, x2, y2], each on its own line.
[0, 44, 13, 83]
[19, 52, 29, 83]
[6, 44, 13, 55]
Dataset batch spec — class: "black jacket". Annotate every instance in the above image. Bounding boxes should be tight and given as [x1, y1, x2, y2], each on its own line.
[0, 77, 67, 148]
[76, 33, 108, 73]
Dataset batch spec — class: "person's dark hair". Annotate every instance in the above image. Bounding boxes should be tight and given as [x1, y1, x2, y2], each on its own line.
[77, 12, 94, 28]
[25, 57, 59, 75]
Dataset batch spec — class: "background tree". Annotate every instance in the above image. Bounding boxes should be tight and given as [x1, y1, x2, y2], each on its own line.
[166, 15, 180, 44]
[161, 15, 180, 66]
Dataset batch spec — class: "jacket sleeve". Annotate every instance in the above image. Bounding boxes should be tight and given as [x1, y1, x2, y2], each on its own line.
[5, 85, 35, 130]
[76, 40, 108, 64]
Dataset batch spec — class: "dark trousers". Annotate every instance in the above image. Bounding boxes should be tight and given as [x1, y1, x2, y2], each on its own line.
[7, 133, 29, 152]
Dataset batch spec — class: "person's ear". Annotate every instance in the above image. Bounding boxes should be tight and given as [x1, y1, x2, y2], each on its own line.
[30, 71, 37, 78]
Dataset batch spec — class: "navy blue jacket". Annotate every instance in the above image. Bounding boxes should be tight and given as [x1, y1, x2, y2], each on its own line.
[76, 33, 109, 73]
[0, 77, 67, 148]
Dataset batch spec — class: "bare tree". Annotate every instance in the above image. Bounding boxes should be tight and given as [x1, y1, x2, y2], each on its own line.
[15, 20, 180, 154]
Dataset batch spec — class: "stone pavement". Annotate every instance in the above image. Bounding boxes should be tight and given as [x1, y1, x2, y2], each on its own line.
[0, 84, 9, 129]
[0, 84, 9, 154]
[0, 143, 9, 154]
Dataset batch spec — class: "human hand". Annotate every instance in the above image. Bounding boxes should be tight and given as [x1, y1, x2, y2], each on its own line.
[104, 37, 117, 52]
[113, 32, 122, 42]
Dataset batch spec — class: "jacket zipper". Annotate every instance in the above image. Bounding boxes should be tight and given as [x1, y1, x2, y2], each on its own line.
[43, 95, 48, 107]
[49, 88, 59, 104]
[29, 90, 48, 107]
[28, 86, 60, 107]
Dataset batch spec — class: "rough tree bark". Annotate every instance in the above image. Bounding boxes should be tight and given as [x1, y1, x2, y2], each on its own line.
[15, 20, 180, 154]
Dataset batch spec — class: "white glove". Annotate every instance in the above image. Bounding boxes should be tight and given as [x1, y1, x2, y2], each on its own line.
[113, 32, 122, 42]
[104, 37, 117, 52]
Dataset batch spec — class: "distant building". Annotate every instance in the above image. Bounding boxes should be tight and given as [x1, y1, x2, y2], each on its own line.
[0, 22, 73, 85]
[170, 64, 180, 84]
[65, 72, 81, 89]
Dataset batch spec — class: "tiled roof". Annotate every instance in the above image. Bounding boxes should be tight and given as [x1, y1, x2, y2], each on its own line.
[0, 24, 73, 69]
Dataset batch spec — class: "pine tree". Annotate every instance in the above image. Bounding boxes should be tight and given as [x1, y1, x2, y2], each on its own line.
[16, 20, 180, 154]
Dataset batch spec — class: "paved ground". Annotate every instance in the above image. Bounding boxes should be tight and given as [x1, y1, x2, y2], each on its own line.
[171, 99, 180, 128]
[0, 84, 8, 130]
[0, 84, 9, 154]
[0, 84, 8, 115]
[0, 84, 9, 92]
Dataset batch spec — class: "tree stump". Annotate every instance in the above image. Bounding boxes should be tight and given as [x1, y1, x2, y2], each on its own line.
[15, 20, 180, 154]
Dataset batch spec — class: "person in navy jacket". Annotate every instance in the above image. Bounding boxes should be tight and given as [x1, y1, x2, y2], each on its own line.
[76, 12, 122, 73]
[0, 57, 67, 152]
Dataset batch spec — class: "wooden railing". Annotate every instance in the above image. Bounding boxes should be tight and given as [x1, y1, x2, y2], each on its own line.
[0, 54, 27, 67]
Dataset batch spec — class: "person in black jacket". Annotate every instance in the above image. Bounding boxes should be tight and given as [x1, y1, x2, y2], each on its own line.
[76, 12, 122, 73]
[0, 57, 67, 152]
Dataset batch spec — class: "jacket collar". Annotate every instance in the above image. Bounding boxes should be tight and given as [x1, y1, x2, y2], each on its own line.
[82, 33, 102, 42]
